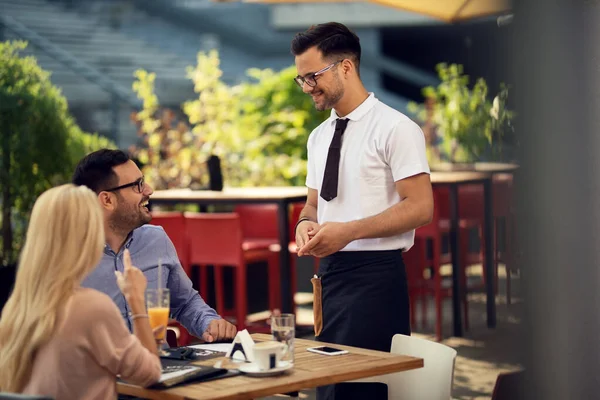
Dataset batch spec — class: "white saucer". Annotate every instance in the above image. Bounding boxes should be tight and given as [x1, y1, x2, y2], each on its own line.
[238, 361, 293, 377]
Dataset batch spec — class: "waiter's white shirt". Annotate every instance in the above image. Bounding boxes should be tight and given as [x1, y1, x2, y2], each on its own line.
[306, 92, 430, 252]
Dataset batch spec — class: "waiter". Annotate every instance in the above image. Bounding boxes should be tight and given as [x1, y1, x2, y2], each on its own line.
[291, 22, 434, 400]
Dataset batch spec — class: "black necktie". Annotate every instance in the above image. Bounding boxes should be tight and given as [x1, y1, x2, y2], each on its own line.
[320, 118, 349, 202]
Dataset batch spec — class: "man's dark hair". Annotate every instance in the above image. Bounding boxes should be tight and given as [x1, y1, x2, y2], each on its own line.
[72, 149, 130, 193]
[291, 22, 361, 74]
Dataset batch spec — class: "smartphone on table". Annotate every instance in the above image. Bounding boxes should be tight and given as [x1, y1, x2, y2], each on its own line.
[306, 346, 349, 356]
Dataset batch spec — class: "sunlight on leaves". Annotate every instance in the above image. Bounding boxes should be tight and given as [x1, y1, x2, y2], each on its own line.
[408, 63, 516, 163]
[130, 50, 328, 189]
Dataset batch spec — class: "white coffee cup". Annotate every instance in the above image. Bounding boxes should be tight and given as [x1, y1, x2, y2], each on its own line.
[253, 341, 287, 371]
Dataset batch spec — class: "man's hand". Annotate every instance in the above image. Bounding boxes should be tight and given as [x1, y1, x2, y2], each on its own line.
[295, 220, 320, 250]
[297, 222, 353, 258]
[202, 319, 237, 343]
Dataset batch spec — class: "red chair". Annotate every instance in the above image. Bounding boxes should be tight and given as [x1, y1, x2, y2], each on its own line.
[166, 328, 178, 348]
[150, 211, 190, 276]
[410, 178, 516, 340]
[234, 203, 318, 314]
[436, 185, 487, 288]
[403, 239, 428, 330]
[412, 187, 472, 341]
[289, 202, 304, 241]
[184, 212, 279, 331]
[150, 211, 192, 345]
[439, 176, 516, 302]
[166, 321, 191, 347]
[234, 204, 282, 308]
[234, 204, 280, 251]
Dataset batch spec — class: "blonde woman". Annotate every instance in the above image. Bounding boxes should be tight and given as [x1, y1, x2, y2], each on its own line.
[0, 184, 161, 398]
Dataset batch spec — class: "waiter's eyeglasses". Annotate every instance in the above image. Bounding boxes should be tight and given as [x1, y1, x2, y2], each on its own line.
[294, 60, 343, 88]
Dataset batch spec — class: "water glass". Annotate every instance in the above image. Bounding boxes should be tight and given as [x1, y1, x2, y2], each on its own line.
[271, 313, 295, 364]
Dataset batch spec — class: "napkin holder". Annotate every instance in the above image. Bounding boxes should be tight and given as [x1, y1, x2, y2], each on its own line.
[225, 329, 255, 362]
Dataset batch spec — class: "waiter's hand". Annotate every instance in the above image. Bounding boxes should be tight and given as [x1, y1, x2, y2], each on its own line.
[202, 319, 237, 343]
[295, 220, 320, 250]
[298, 222, 352, 258]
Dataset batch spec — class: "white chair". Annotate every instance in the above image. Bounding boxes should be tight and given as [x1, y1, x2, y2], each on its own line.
[352, 334, 457, 400]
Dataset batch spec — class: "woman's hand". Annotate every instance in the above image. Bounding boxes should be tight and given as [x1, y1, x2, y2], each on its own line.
[115, 249, 147, 313]
[153, 325, 166, 346]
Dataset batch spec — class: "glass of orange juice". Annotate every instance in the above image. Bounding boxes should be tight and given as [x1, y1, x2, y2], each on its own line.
[146, 288, 170, 342]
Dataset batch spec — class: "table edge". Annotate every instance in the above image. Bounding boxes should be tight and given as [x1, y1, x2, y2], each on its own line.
[117, 356, 423, 400]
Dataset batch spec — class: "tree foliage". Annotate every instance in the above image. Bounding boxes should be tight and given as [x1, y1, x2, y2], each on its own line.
[408, 63, 515, 163]
[0, 41, 115, 265]
[131, 50, 328, 189]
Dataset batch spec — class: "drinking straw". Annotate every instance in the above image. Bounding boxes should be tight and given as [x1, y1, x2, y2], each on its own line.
[158, 258, 162, 290]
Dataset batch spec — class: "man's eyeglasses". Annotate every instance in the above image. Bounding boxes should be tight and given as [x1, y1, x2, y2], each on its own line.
[104, 177, 145, 194]
[294, 60, 342, 88]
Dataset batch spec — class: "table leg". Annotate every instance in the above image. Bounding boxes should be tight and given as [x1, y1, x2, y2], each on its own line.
[277, 201, 293, 313]
[449, 184, 463, 337]
[483, 178, 497, 328]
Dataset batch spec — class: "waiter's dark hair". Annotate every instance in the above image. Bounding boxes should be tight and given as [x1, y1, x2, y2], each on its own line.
[291, 22, 361, 75]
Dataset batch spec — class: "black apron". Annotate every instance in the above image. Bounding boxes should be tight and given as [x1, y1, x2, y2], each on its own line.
[316, 249, 411, 400]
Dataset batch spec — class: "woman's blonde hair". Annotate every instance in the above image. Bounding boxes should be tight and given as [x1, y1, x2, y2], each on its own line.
[0, 184, 105, 392]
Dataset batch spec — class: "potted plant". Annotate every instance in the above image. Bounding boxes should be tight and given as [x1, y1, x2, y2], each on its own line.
[408, 63, 515, 166]
[0, 41, 114, 310]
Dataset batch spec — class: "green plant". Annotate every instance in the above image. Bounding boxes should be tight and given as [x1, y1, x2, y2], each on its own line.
[408, 63, 515, 163]
[235, 66, 328, 186]
[489, 83, 516, 160]
[131, 49, 327, 189]
[130, 69, 210, 190]
[0, 41, 115, 265]
[130, 52, 237, 190]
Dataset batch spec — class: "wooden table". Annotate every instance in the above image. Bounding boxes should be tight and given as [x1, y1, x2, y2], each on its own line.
[150, 187, 308, 314]
[117, 334, 424, 400]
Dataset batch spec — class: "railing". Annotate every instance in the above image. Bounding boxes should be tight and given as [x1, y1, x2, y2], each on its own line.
[0, 15, 141, 140]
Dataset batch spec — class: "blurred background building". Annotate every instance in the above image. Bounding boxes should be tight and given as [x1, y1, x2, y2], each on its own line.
[0, 0, 510, 148]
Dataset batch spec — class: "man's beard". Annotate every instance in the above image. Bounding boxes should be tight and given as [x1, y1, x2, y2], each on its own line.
[109, 202, 151, 235]
[315, 78, 344, 111]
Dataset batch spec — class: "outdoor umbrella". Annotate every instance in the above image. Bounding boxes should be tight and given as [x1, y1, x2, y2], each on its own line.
[238, 0, 511, 23]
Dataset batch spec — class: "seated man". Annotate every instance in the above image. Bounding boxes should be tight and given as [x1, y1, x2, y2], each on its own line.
[73, 149, 236, 343]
